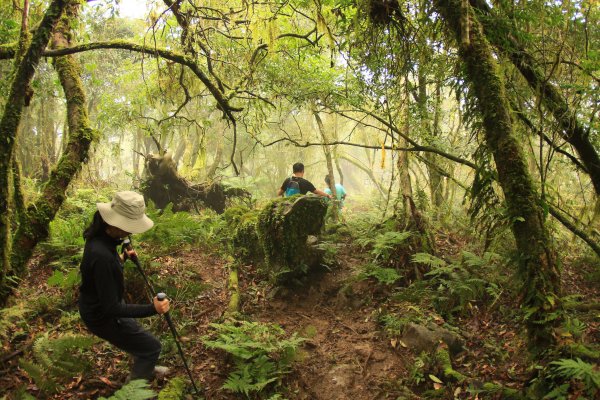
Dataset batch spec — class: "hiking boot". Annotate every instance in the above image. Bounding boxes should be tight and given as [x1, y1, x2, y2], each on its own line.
[153, 365, 170, 380]
[125, 366, 170, 383]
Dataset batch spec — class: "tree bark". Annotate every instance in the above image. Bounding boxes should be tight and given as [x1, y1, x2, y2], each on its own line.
[314, 111, 339, 221]
[470, 0, 600, 196]
[396, 78, 414, 223]
[9, 0, 98, 286]
[0, 0, 67, 297]
[434, 0, 561, 352]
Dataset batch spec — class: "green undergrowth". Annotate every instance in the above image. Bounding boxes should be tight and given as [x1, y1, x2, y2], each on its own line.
[202, 319, 304, 398]
[18, 333, 97, 396]
[0, 301, 31, 342]
[412, 250, 506, 319]
[40, 188, 110, 267]
[139, 203, 226, 254]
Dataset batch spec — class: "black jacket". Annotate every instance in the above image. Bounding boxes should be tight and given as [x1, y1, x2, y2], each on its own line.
[78, 232, 156, 327]
[280, 176, 316, 195]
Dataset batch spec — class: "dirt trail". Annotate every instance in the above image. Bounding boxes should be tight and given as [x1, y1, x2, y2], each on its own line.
[168, 243, 410, 399]
[241, 247, 409, 399]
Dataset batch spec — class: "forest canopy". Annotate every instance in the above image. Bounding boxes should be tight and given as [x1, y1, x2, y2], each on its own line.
[0, 0, 599, 398]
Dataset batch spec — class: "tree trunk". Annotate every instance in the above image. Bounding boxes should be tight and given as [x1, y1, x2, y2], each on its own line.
[314, 111, 339, 221]
[0, 0, 67, 297]
[205, 138, 222, 181]
[339, 154, 386, 196]
[9, 0, 98, 288]
[471, 0, 600, 197]
[434, 0, 561, 353]
[396, 78, 414, 224]
[428, 83, 445, 210]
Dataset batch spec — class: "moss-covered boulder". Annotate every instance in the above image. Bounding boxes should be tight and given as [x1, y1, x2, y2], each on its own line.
[225, 196, 328, 284]
[257, 196, 328, 283]
[223, 205, 262, 261]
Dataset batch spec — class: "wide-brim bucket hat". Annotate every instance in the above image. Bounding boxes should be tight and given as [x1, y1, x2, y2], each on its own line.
[97, 191, 154, 234]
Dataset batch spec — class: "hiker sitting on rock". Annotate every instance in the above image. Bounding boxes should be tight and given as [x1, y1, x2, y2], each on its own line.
[277, 162, 332, 198]
[79, 191, 170, 382]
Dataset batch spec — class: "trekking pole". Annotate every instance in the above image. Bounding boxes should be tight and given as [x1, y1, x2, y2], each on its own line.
[122, 238, 201, 397]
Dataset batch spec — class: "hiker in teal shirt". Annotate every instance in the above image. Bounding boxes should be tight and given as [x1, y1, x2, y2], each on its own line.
[324, 175, 347, 207]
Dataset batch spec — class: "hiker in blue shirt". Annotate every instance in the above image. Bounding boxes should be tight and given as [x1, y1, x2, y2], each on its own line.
[277, 162, 332, 198]
[324, 175, 347, 207]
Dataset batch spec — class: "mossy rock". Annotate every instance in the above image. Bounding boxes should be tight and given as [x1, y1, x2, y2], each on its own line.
[257, 196, 328, 284]
[225, 197, 328, 284]
[223, 205, 263, 261]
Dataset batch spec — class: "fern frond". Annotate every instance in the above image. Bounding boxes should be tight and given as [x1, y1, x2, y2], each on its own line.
[360, 264, 402, 285]
[33, 333, 96, 377]
[98, 379, 156, 400]
[19, 333, 97, 395]
[158, 376, 186, 400]
[19, 359, 58, 394]
[203, 320, 303, 395]
[551, 358, 600, 392]
[413, 253, 446, 268]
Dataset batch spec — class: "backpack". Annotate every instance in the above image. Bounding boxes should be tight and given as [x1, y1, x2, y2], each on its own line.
[285, 177, 300, 197]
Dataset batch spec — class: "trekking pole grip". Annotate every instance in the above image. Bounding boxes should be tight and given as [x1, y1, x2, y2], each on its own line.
[157, 292, 167, 301]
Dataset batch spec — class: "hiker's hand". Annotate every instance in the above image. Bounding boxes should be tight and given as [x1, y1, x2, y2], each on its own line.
[121, 247, 137, 262]
[153, 296, 170, 314]
[327, 194, 333, 199]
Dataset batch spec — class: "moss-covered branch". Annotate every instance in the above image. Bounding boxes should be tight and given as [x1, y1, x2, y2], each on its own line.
[9, 1, 98, 280]
[470, 0, 600, 195]
[42, 40, 242, 117]
[0, 0, 68, 297]
[226, 264, 240, 315]
[548, 204, 600, 258]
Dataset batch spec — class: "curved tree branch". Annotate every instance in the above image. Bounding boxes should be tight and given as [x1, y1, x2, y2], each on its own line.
[42, 40, 242, 116]
[259, 136, 477, 169]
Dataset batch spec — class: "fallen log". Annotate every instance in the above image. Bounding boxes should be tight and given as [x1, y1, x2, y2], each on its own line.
[142, 153, 250, 213]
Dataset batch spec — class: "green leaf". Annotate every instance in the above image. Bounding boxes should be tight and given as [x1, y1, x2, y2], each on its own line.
[47, 270, 65, 287]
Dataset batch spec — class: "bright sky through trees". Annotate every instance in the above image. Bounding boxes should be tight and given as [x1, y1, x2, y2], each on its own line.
[118, 0, 148, 19]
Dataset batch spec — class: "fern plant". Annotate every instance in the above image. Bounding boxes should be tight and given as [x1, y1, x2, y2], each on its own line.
[19, 333, 96, 395]
[550, 358, 600, 396]
[360, 263, 402, 285]
[412, 251, 503, 317]
[158, 376, 186, 399]
[0, 302, 30, 341]
[139, 203, 225, 253]
[370, 231, 413, 260]
[98, 379, 156, 400]
[202, 320, 304, 396]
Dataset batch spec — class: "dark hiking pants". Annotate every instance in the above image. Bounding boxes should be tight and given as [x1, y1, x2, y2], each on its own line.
[86, 318, 161, 380]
